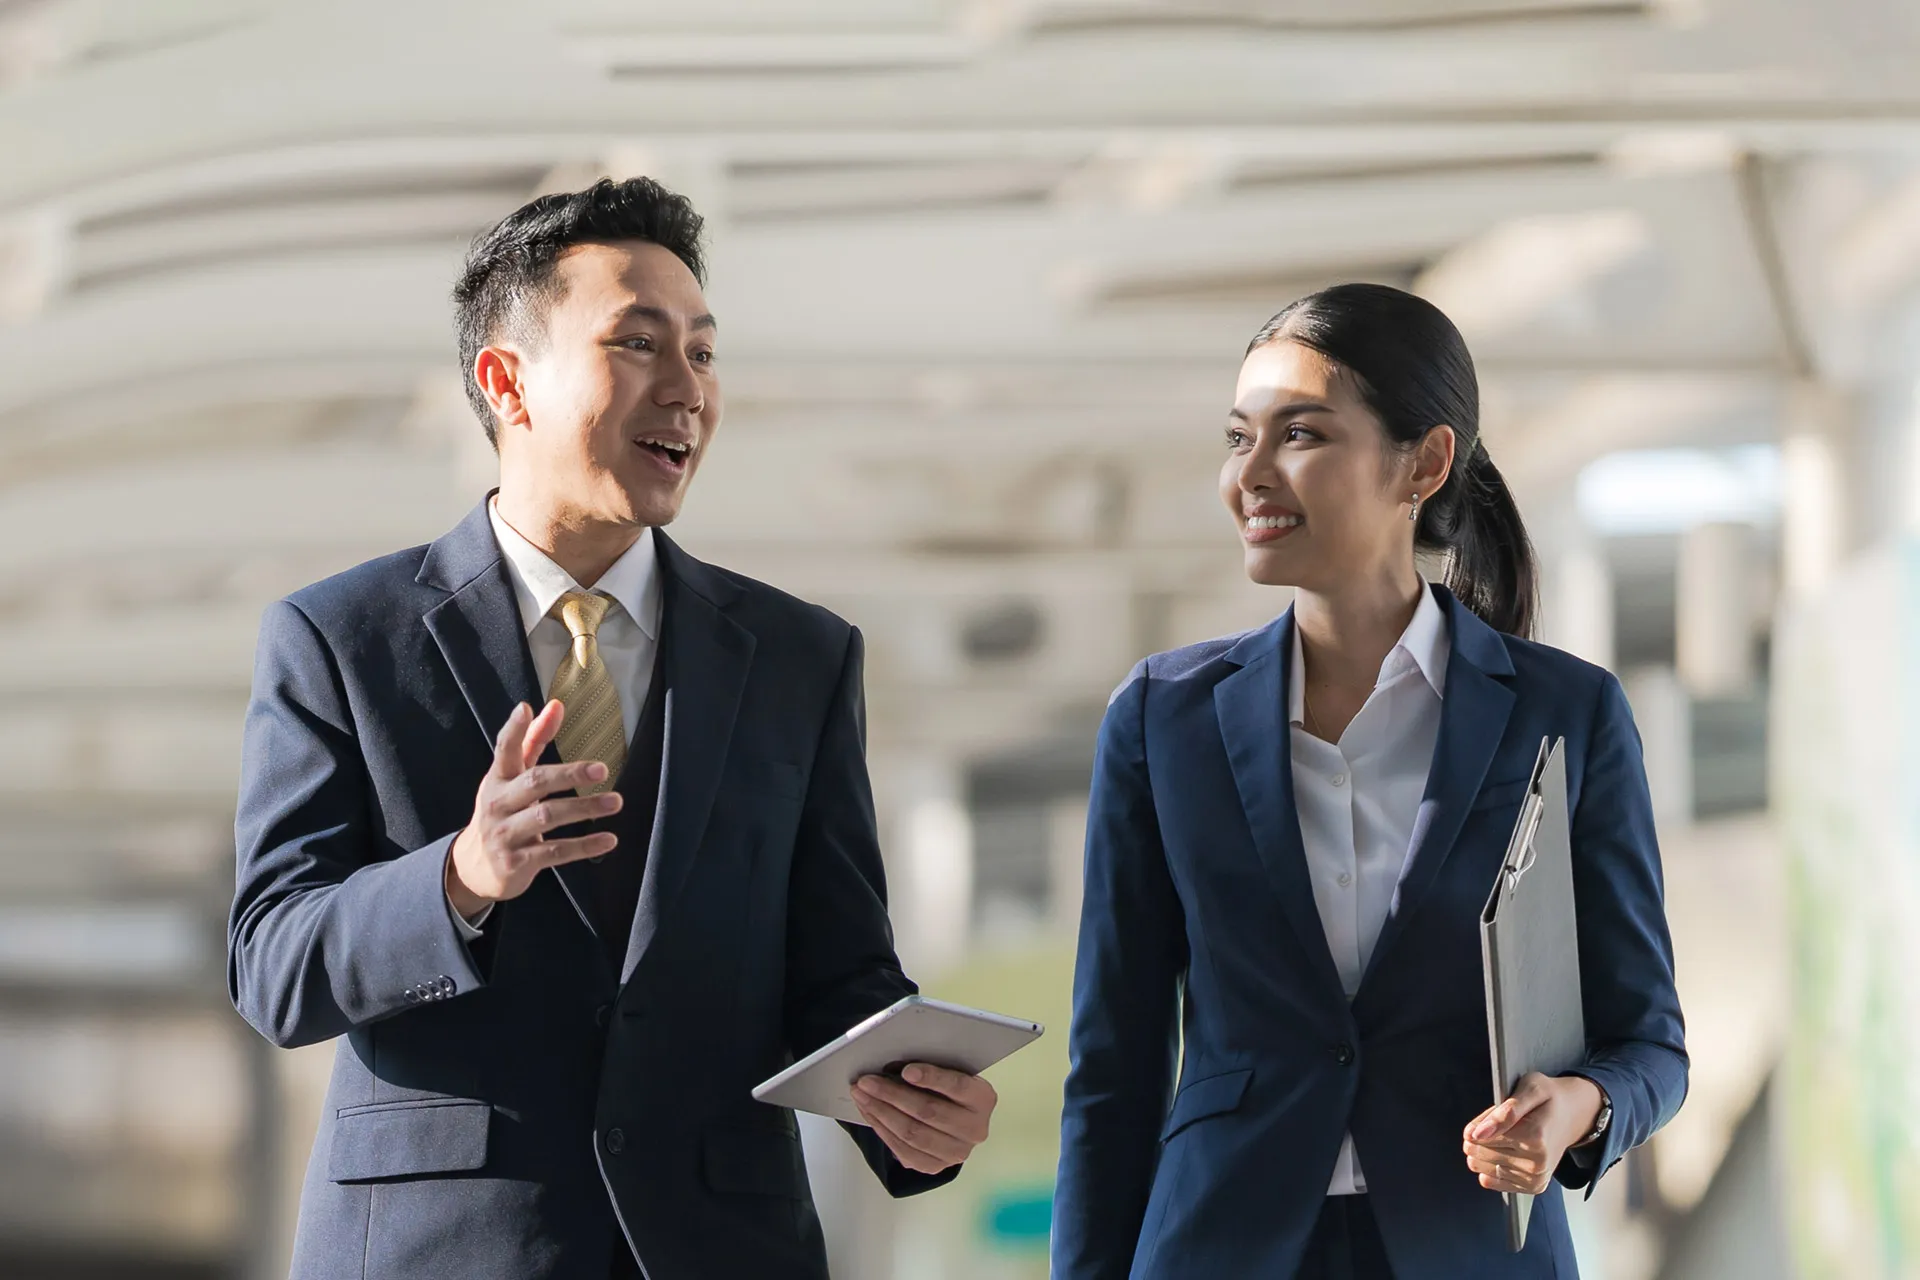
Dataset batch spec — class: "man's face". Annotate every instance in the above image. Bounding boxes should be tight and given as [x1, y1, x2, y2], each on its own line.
[494, 240, 721, 530]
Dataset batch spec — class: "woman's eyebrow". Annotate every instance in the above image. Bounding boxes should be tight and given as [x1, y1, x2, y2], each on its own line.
[1228, 401, 1335, 421]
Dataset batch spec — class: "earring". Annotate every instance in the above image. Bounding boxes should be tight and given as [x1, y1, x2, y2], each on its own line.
[1409, 492, 1421, 523]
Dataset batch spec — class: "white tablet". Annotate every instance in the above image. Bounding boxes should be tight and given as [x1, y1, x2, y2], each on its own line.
[751, 995, 1044, 1126]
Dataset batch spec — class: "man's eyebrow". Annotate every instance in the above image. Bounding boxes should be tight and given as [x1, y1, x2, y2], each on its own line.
[1228, 401, 1335, 421]
[615, 304, 718, 332]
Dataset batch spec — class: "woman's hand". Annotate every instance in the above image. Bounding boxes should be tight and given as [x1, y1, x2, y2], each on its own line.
[1462, 1073, 1603, 1195]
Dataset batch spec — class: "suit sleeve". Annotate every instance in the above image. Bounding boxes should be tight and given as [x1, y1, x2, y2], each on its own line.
[782, 625, 959, 1198]
[1052, 666, 1187, 1280]
[1556, 670, 1689, 1193]
[227, 599, 487, 1049]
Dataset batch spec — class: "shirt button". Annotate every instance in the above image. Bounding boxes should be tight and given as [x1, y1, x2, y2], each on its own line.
[1337, 872, 1353, 888]
[605, 1128, 627, 1156]
[1331, 773, 1347, 787]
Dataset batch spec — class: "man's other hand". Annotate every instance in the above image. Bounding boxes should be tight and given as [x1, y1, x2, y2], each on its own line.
[446, 700, 623, 920]
[851, 1063, 997, 1175]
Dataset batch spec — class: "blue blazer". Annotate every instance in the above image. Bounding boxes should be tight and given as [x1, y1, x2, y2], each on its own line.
[1053, 586, 1687, 1280]
[228, 500, 951, 1280]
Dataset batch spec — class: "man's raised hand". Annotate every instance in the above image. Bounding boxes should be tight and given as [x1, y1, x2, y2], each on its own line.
[445, 700, 622, 920]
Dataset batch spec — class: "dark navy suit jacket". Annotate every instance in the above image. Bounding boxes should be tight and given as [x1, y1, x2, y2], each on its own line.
[1053, 587, 1687, 1279]
[228, 500, 952, 1280]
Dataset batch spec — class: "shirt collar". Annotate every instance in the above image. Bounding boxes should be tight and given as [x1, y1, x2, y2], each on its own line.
[1287, 582, 1451, 727]
[486, 498, 660, 640]
[1392, 581, 1451, 698]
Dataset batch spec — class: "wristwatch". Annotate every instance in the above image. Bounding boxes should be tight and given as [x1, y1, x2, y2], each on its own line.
[1575, 1085, 1612, 1148]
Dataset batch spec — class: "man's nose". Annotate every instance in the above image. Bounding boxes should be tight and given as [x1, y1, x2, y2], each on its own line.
[653, 347, 704, 410]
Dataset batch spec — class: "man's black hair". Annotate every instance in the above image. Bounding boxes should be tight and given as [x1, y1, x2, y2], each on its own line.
[452, 176, 706, 446]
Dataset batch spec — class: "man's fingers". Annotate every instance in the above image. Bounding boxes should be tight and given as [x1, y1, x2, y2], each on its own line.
[856, 1076, 965, 1136]
[492, 703, 533, 778]
[503, 761, 610, 811]
[898, 1063, 995, 1111]
[530, 832, 619, 868]
[854, 1094, 964, 1171]
[852, 1099, 944, 1174]
[521, 699, 565, 765]
[853, 1087, 970, 1162]
[504, 793, 622, 842]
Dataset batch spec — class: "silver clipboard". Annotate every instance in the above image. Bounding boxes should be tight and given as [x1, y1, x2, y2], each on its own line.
[1479, 736, 1585, 1252]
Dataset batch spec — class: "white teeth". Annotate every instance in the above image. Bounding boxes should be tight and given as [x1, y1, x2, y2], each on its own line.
[1247, 515, 1303, 530]
[639, 438, 690, 455]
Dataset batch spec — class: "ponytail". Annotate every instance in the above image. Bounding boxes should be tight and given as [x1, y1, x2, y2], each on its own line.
[1250, 282, 1541, 637]
[1430, 440, 1538, 638]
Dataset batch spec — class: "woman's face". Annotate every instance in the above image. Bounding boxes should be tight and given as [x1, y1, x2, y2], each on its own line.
[1220, 339, 1450, 592]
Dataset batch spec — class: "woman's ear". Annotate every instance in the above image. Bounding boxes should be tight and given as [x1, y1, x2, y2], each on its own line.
[1412, 424, 1458, 499]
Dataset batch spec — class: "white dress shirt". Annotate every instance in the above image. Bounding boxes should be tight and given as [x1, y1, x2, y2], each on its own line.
[1288, 583, 1450, 1196]
[486, 500, 664, 737]
[448, 502, 664, 937]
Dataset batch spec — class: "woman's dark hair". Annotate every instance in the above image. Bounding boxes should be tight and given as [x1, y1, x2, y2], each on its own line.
[453, 176, 707, 446]
[1247, 282, 1539, 637]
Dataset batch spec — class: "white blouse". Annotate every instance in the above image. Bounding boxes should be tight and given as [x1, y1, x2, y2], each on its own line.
[1288, 584, 1450, 1196]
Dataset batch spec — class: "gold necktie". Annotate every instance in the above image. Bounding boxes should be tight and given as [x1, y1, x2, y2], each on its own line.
[548, 591, 627, 794]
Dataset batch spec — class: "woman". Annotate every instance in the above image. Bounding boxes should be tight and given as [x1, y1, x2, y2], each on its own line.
[1052, 284, 1686, 1280]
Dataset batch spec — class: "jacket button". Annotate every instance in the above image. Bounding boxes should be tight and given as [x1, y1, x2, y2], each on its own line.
[595, 1003, 612, 1029]
[605, 1128, 626, 1156]
[1332, 1042, 1355, 1066]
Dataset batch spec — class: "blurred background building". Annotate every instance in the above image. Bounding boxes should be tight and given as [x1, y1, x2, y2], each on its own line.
[0, 0, 1916, 1276]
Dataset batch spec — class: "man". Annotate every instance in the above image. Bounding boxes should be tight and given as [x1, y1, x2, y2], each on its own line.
[228, 177, 997, 1279]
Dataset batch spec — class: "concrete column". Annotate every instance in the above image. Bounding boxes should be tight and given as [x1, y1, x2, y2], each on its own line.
[798, 1110, 899, 1280]
[1546, 541, 1616, 671]
[883, 752, 975, 979]
[1779, 382, 1850, 598]
[1623, 666, 1693, 828]
[1046, 797, 1088, 939]
[1527, 475, 1614, 670]
[1676, 522, 1758, 699]
[802, 748, 973, 1280]
[257, 1040, 335, 1279]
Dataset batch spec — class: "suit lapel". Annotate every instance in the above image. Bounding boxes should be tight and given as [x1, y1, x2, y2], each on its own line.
[1213, 611, 1347, 1000]
[418, 498, 595, 942]
[1360, 590, 1516, 988]
[620, 534, 754, 988]
[420, 502, 545, 749]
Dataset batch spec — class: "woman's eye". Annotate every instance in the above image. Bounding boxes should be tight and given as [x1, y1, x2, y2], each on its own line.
[1225, 427, 1251, 449]
[1285, 425, 1314, 443]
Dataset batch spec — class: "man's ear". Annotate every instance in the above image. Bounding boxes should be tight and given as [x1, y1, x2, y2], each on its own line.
[475, 346, 530, 434]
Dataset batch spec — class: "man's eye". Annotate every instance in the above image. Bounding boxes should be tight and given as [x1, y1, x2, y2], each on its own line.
[692, 350, 715, 364]
[622, 336, 653, 351]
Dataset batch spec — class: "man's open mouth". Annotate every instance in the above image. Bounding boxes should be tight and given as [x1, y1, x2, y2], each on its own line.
[636, 437, 692, 470]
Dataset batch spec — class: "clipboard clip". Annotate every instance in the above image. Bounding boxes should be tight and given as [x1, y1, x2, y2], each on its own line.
[1502, 793, 1546, 896]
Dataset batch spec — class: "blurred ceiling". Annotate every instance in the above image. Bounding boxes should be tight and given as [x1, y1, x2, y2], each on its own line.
[0, 0, 1918, 813]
